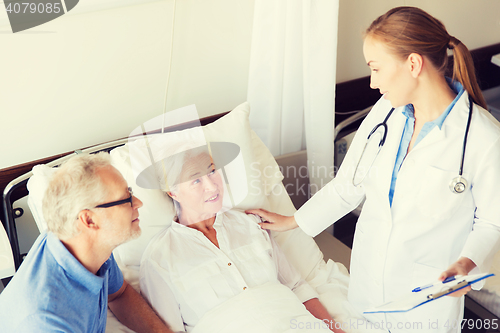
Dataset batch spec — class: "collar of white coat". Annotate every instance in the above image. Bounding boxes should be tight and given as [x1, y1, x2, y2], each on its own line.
[401, 78, 465, 130]
[395, 91, 473, 154]
[369, 88, 472, 205]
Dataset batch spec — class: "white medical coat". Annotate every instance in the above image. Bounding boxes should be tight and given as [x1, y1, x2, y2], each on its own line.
[295, 92, 500, 332]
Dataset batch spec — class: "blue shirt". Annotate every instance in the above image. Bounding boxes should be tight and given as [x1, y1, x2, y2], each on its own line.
[0, 232, 123, 333]
[389, 79, 464, 206]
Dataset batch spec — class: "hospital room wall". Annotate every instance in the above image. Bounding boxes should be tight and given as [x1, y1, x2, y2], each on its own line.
[0, 0, 255, 170]
[1, 0, 500, 170]
[337, 0, 500, 83]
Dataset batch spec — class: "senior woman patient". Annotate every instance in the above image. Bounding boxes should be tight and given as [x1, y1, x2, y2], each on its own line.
[139, 143, 345, 333]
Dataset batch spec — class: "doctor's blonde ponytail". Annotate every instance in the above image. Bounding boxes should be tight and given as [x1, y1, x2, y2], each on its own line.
[366, 6, 487, 110]
[448, 36, 487, 109]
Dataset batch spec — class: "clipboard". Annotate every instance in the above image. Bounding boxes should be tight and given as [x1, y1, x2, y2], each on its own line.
[364, 273, 494, 314]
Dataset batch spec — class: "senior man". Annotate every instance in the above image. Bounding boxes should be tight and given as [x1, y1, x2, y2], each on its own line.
[0, 153, 172, 332]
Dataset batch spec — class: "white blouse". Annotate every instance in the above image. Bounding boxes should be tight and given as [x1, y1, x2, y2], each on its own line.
[139, 210, 317, 332]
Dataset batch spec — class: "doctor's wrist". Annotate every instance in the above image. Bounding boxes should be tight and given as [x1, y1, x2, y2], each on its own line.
[456, 257, 477, 274]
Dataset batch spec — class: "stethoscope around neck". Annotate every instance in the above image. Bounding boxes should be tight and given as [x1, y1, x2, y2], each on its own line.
[352, 97, 473, 194]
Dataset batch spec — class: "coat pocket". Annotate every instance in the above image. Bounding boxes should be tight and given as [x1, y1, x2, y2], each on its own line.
[410, 261, 444, 291]
[416, 166, 468, 220]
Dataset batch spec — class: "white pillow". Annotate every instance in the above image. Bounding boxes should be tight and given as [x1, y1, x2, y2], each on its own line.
[111, 101, 284, 268]
[109, 145, 177, 269]
[0, 218, 15, 279]
[26, 102, 284, 270]
[27, 165, 57, 233]
[203, 102, 282, 197]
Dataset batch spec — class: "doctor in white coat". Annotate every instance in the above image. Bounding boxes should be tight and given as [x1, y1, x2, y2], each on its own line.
[248, 6, 500, 333]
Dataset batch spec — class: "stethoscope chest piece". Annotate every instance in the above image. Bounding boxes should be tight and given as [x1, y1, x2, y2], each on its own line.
[450, 176, 468, 194]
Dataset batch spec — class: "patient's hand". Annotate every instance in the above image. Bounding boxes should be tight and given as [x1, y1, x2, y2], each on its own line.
[304, 298, 346, 333]
[245, 208, 298, 231]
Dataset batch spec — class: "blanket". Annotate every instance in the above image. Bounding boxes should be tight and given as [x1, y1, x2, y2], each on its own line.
[191, 282, 331, 333]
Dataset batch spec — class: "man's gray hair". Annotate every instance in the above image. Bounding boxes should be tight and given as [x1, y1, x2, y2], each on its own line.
[42, 152, 111, 240]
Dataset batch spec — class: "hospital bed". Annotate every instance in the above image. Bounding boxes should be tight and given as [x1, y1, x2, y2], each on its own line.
[1, 102, 364, 332]
[3, 107, 500, 332]
[2, 41, 500, 331]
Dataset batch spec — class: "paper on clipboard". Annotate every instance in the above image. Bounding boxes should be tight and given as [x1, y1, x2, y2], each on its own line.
[364, 273, 494, 314]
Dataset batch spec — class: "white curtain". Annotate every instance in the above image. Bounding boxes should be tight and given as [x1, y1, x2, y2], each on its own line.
[247, 0, 339, 194]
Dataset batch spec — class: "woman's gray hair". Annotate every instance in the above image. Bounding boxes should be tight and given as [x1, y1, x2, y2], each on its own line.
[155, 142, 209, 217]
[42, 152, 111, 240]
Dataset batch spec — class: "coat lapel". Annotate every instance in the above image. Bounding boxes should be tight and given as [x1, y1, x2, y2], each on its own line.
[410, 91, 470, 153]
[372, 107, 406, 208]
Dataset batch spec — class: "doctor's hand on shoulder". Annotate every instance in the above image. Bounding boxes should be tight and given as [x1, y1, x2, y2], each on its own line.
[245, 209, 298, 232]
[439, 257, 477, 297]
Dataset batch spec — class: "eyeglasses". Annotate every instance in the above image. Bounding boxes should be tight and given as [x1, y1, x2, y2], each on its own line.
[95, 187, 133, 209]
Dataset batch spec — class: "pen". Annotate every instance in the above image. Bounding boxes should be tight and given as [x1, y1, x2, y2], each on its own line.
[412, 275, 463, 292]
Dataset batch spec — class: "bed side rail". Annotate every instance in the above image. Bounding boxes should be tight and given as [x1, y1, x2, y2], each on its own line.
[334, 106, 371, 143]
